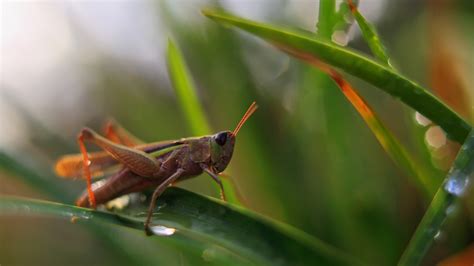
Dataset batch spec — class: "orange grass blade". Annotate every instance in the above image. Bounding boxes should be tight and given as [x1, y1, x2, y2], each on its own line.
[275, 43, 436, 197]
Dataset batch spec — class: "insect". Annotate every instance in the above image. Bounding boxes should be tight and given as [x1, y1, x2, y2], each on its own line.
[54, 102, 258, 235]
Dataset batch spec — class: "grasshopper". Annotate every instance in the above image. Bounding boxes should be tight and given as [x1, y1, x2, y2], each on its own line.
[54, 102, 258, 235]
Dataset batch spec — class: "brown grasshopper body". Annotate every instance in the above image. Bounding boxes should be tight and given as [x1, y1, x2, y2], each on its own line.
[54, 102, 257, 235]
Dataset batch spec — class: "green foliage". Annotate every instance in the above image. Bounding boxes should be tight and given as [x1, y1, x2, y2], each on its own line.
[202, 9, 471, 143]
[1, 2, 473, 266]
[0, 189, 361, 266]
[348, 1, 390, 65]
[167, 39, 212, 136]
[399, 130, 474, 265]
[167, 39, 240, 205]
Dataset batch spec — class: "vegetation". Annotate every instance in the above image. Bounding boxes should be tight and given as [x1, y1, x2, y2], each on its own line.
[1, 1, 473, 265]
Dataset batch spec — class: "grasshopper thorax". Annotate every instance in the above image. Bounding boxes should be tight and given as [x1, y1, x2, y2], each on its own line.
[210, 130, 235, 173]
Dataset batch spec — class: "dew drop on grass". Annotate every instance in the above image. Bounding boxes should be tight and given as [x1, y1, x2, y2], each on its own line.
[331, 30, 349, 46]
[425, 126, 446, 149]
[444, 172, 468, 196]
[445, 204, 457, 216]
[414, 112, 431, 126]
[149, 225, 176, 236]
[434, 230, 445, 242]
[80, 211, 93, 220]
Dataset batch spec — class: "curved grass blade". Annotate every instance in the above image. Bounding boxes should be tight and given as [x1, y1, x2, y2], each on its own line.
[0, 153, 68, 202]
[317, 0, 352, 39]
[167, 39, 242, 205]
[202, 10, 471, 144]
[0, 188, 364, 266]
[275, 45, 436, 197]
[347, 0, 390, 65]
[0, 152, 166, 265]
[167, 39, 212, 135]
[316, 0, 336, 39]
[398, 130, 474, 265]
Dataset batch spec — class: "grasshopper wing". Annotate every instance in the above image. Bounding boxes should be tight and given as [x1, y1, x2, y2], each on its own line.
[54, 139, 186, 179]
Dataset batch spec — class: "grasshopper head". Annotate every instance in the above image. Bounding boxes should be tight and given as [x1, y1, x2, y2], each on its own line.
[210, 102, 258, 173]
[210, 131, 235, 172]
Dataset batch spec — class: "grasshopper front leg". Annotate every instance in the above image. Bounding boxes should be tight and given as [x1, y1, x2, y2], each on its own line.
[77, 128, 162, 208]
[144, 168, 185, 236]
[201, 164, 226, 201]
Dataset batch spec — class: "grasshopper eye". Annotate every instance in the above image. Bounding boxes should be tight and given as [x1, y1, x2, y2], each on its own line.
[215, 132, 227, 146]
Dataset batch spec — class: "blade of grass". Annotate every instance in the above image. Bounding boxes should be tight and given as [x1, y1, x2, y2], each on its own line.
[167, 38, 212, 136]
[0, 152, 166, 265]
[312, 2, 403, 260]
[202, 10, 471, 144]
[275, 44, 436, 197]
[167, 39, 241, 205]
[347, 0, 390, 65]
[317, 0, 336, 39]
[398, 130, 474, 265]
[317, 0, 352, 39]
[0, 187, 364, 266]
[0, 153, 68, 202]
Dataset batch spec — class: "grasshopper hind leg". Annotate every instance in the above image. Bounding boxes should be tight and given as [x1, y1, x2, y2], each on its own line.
[103, 119, 144, 146]
[77, 131, 97, 208]
[75, 127, 162, 208]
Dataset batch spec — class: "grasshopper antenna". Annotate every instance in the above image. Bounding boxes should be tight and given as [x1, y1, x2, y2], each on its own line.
[232, 101, 258, 136]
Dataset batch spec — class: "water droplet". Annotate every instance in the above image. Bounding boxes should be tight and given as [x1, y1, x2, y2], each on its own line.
[80, 211, 93, 220]
[331, 30, 349, 46]
[434, 230, 445, 242]
[444, 173, 468, 196]
[86, 160, 92, 166]
[445, 204, 457, 216]
[425, 126, 446, 149]
[149, 225, 176, 236]
[414, 112, 432, 126]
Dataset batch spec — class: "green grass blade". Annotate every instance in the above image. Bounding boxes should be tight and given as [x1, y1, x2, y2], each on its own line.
[0, 152, 167, 265]
[202, 10, 471, 144]
[347, 0, 390, 65]
[0, 188, 364, 266]
[167, 39, 241, 205]
[0, 153, 68, 202]
[316, 0, 336, 39]
[289, 57, 436, 196]
[398, 130, 474, 265]
[294, 0, 436, 198]
[167, 39, 212, 135]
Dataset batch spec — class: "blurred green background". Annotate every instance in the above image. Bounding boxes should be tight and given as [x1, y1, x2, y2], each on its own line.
[1, 0, 473, 265]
